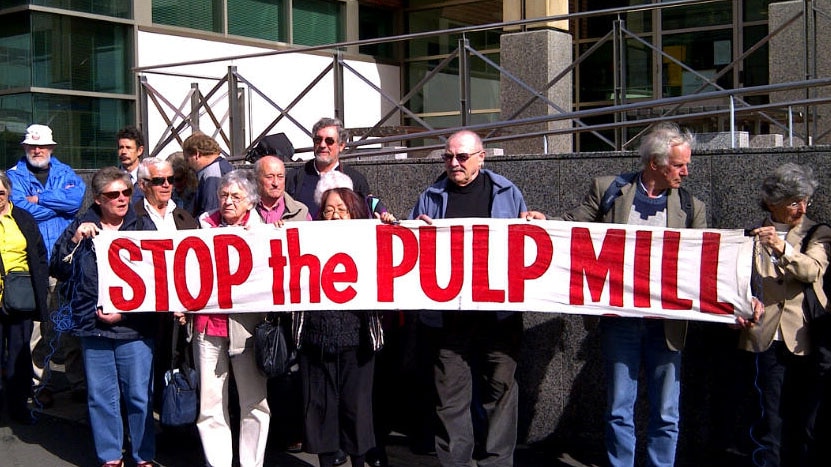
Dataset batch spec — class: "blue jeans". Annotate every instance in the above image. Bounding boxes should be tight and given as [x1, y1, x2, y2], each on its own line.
[600, 318, 681, 467]
[81, 336, 155, 464]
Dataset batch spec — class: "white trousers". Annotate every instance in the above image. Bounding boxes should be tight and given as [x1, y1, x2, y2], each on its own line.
[194, 333, 270, 467]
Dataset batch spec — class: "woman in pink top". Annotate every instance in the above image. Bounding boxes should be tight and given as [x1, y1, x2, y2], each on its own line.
[194, 170, 270, 467]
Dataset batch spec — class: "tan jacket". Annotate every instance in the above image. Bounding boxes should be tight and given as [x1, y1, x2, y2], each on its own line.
[562, 173, 708, 351]
[739, 218, 831, 355]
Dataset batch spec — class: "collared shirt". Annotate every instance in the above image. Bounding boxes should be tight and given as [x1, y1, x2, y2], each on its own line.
[0, 204, 30, 302]
[256, 196, 286, 224]
[143, 198, 178, 231]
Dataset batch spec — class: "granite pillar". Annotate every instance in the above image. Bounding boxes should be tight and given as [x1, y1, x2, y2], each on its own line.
[500, 29, 573, 155]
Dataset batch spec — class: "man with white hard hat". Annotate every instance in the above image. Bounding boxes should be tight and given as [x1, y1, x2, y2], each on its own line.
[7, 124, 87, 408]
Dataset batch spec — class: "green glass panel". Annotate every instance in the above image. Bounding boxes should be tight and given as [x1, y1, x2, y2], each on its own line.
[0, 93, 134, 170]
[662, 2, 732, 30]
[359, 4, 396, 59]
[31, 12, 132, 94]
[580, 0, 652, 39]
[293, 0, 341, 46]
[743, 25, 768, 105]
[29, 0, 132, 18]
[745, 0, 773, 22]
[662, 30, 734, 97]
[408, 2, 501, 58]
[0, 12, 31, 91]
[228, 0, 286, 42]
[153, 0, 223, 33]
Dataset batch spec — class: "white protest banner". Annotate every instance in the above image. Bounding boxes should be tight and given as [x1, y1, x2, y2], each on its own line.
[93, 218, 754, 323]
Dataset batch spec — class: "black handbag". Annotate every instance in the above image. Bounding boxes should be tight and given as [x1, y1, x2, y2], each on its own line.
[0, 252, 37, 317]
[800, 224, 831, 377]
[254, 313, 293, 378]
[160, 320, 199, 427]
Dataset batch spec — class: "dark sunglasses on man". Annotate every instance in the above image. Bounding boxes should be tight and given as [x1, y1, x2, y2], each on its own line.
[144, 176, 176, 186]
[313, 136, 338, 146]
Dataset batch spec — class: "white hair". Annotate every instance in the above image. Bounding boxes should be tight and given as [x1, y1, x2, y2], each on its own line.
[314, 171, 354, 207]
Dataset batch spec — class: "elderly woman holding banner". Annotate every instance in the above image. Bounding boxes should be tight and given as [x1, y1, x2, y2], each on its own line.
[50, 167, 156, 467]
[195, 170, 270, 467]
[741, 162, 831, 466]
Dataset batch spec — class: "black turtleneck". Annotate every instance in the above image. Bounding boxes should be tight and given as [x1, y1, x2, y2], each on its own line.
[27, 162, 51, 186]
[444, 171, 492, 219]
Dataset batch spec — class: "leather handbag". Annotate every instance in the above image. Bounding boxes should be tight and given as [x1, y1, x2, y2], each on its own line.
[160, 320, 199, 427]
[800, 224, 831, 376]
[254, 313, 293, 378]
[0, 253, 37, 317]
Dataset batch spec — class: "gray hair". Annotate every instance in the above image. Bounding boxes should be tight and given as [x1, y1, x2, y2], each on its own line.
[91, 167, 132, 196]
[314, 171, 354, 207]
[639, 122, 695, 168]
[0, 170, 12, 192]
[312, 117, 349, 144]
[759, 163, 818, 211]
[217, 170, 260, 206]
[137, 157, 172, 180]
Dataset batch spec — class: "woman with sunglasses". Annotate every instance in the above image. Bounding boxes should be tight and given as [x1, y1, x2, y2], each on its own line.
[50, 167, 156, 467]
[293, 170, 387, 467]
[194, 170, 271, 467]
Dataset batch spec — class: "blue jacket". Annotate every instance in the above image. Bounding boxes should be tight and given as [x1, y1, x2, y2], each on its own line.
[409, 169, 528, 327]
[6, 156, 86, 260]
[50, 205, 155, 340]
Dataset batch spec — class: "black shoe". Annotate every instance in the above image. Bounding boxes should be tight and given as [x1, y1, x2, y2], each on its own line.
[333, 450, 347, 466]
[366, 447, 388, 467]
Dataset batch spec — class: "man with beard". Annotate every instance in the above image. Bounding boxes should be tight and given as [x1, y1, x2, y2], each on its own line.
[6, 124, 86, 408]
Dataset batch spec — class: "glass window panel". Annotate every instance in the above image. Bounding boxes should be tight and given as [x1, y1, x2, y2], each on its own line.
[359, 4, 397, 59]
[662, 30, 734, 97]
[153, 0, 223, 33]
[228, 0, 286, 42]
[662, 2, 732, 30]
[408, 2, 501, 58]
[0, 94, 33, 169]
[745, 0, 773, 22]
[576, 0, 652, 39]
[29, 0, 132, 18]
[743, 25, 768, 104]
[0, 12, 31, 91]
[31, 13, 132, 94]
[293, 0, 342, 46]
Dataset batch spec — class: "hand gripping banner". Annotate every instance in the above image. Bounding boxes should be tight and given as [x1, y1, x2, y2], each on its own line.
[94, 218, 754, 323]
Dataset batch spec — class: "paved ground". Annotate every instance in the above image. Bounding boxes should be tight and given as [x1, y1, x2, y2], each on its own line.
[1, 389, 601, 467]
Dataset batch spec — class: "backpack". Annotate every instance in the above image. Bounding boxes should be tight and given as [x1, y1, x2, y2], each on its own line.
[598, 172, 695, 228]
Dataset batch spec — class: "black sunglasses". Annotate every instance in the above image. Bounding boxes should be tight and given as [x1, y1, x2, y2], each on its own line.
[313, 136, 337, 145]
[441, 151, 481, 163]
[100, 188, 133, 200]
[144, 176, 175, 186]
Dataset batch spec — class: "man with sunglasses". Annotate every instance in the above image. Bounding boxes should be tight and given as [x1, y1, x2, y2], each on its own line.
[409, 130, 544, 467]
[561, 123, 706, 467]
[286, 117, 375, 218]
[7, 124, 87, 409]
[183, 132, 234, 217]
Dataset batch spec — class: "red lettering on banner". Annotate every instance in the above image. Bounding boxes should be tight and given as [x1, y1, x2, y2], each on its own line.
[268, 239, 287, 305]
[700, 232, 734, 314]
[660, 231, 692, 310]
[633, 231, 652, 307]
[287, 229, 320, 303]
[569, 227, 626, 306]
[213, 234, 253, 309]
[140, 239, 173, 310]
[174, 237, 213, 310]
[507, 224, 553, 302]
[109, 239, 146, 311]
[419, 226, 464, 302]
[321, 252, 358, 303]
[472, 225, 504, 302]
[375, 225, 418, 302]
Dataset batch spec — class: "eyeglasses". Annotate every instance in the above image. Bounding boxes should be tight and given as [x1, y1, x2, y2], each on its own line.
[786, 198, 812, 209]
[100, 188, 133, 200]
[441, 150, 482, 163]
[143, 176, 175, 186]
[220, 193, 246, 204]
[322, 207, 349, 218]
[313, 136, 337, 146]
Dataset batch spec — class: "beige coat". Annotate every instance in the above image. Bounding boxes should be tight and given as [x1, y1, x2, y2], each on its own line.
[562, 173, 708, 351]
[739, 218, 831, 355]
